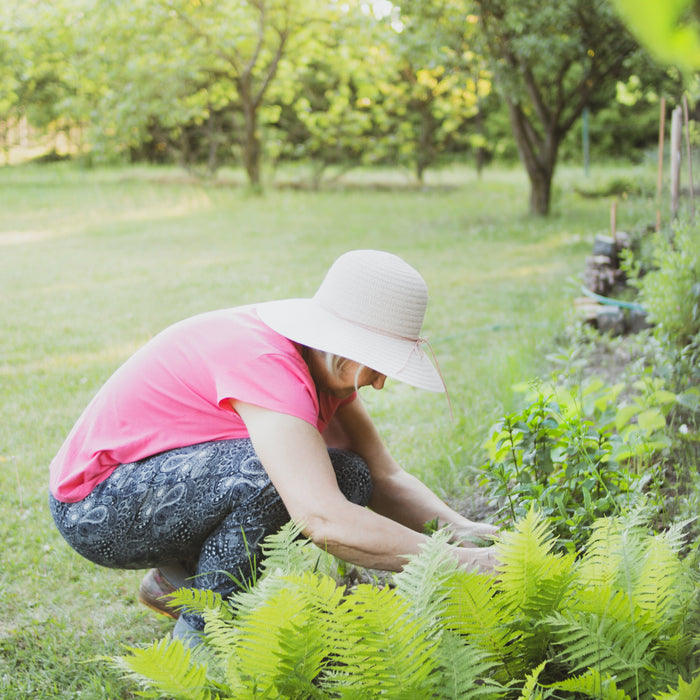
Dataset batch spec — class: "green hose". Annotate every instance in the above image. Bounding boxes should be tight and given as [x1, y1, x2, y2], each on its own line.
[580, 285, 646, 312]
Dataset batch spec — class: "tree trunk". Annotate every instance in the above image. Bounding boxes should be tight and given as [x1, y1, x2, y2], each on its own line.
[507, 100, 558, 216]
[242, 103, 261, 188]
[529, 171, 552, 217]
[237, 75, 262, 189]
[415, 104, 434, 184]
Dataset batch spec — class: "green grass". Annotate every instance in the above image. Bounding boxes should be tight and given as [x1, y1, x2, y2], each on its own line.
[0, 160, 659, 698]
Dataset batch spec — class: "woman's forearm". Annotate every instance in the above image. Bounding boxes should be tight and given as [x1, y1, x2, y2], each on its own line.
[369, 469, 498, 545]
[303, 498, 495, 573]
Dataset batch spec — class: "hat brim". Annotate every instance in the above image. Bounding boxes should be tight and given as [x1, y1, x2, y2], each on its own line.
[257, 299, 445, 393]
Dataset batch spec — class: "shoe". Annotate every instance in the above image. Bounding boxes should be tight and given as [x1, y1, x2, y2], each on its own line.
[138, 568, 181, 619]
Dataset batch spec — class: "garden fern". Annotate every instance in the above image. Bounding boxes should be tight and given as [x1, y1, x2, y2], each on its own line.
[112, 512, 700, 699]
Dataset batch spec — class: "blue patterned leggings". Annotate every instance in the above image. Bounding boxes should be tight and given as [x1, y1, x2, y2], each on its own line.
[49, 439, 372, 630]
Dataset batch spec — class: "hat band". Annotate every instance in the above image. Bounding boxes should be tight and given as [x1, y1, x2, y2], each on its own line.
[317, 301, 423, 343]
[319, 302, 453, 418]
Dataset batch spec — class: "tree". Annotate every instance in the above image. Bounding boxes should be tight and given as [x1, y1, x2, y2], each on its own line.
[79, 0, 332, 185]
[158, 0, 325, 187]
[386, 0, 493, 182]
[268, 7, 395, 187]
[472, 0, 645, 215]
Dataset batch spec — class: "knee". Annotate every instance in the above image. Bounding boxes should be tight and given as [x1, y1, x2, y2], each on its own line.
[328, 449, 372, 507]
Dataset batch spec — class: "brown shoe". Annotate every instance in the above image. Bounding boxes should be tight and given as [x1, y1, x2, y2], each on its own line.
[138, 568, 181, 619]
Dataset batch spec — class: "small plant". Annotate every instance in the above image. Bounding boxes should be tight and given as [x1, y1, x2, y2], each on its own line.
[480, 375, 677, 553]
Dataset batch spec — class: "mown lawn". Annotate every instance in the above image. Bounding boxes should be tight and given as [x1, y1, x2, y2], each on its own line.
[0, 161, 658, 698]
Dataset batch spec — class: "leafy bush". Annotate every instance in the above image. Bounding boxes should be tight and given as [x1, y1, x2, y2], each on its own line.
[480, 374, 677, 553]
[626, 220, 700, 351]
[113, 511, 700, 699]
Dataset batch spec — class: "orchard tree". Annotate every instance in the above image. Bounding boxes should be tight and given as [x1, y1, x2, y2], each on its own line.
[385, 0, 492, 182]
[473, 0, 644, 215]
[83, 0, 333, 185]
[269, 7, 396, 187]
[0, 1, 86, 160]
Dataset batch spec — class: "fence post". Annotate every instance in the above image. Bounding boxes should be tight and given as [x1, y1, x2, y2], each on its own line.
[671, 105, 682, 221]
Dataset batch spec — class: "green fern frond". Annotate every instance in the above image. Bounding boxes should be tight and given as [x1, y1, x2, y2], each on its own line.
[431, 630, 503, 700]
[168, 587, 226, 618]
[496, 507, 576, 617]
[633, 534, 691, 633]
[516, 660, 547, 700]
[228, 570, 346, 696]
[549, 610, 655, 699]
[547, 667, 631, 699]
[440, 568, 515, 651]
[113, 636, 213, 700]
[323, 582, 439, 697]
[579, 511, 648, 588]
[258, 520, 329, 577]
[201, 605, 238, 656]
[653, 672, 700, 700]
[393, 529, 462, 623]
[563, 585, 644, 626]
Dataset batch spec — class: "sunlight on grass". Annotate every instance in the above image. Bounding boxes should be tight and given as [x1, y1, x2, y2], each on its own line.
[0, 343, 143, 376]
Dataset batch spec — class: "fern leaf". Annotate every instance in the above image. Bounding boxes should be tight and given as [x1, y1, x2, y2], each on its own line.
[229, 570, 345, 696]
[393, 529, 462, 624]
[547, 668, 631, 699]
[114, 636, 212, 700]
[439, 568, 520, 666]
[258, 519, 320, 576]
[579, 511, 648, 589]
[516, 660, 547, 700]
[632, 533, 689, 634]
[168, 587, 225, 618]
[653, 672, 700, 700]
[549, 610, 655, 699]
[324, 583, 439, 697]
[497, 507, 576, 617]
[431, 630, 502, 700]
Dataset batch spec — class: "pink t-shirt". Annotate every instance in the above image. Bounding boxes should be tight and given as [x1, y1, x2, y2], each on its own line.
[49, 306, 354, 502]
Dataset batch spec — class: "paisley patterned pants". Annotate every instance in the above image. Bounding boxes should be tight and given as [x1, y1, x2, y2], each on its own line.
[49, 439, 372, 630]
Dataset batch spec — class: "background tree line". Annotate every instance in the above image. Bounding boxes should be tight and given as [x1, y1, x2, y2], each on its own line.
[0, 0, 689, 214]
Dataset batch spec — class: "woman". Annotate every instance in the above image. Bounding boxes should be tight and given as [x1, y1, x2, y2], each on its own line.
[49, 249, 498, 646]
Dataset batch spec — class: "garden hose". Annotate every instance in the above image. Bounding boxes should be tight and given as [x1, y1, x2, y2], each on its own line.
[579, 285, 646, 312]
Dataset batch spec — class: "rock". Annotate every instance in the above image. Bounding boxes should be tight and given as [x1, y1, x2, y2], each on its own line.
[593, 234, 618, 263]
[627, 308, 652, 333]
[596, 307, 626, 336]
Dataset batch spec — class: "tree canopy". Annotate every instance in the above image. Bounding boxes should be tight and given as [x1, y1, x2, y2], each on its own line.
[1, 0, 685, 215]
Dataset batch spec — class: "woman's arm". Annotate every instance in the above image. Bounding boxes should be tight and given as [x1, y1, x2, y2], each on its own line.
[232, 400, 497, 573]
[330, 398, 499, 547]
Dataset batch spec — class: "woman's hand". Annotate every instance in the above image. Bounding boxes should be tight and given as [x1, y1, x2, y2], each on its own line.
[455, 544, 500, 575]
[447, 520, 500, 548]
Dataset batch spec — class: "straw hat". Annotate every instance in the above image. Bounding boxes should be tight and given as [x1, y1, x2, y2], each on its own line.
[257, 250, 445, 393]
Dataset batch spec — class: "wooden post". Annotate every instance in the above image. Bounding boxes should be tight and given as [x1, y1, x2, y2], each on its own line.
[671, 105, 682, 221]
[656, 98, 666, 231]
[611, 199, 617, 240]
[582, 106, 590, 177]
[683, 94, 695, 217]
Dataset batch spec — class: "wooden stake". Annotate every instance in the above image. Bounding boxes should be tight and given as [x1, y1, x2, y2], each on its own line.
[671, 105, 682, 221]
[657, 97, 665, 231]
[683, 94, 695, 217]
[611, 199, 617, 240]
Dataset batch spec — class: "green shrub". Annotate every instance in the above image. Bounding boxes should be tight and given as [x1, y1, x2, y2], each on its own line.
[479, 374, 677, 553]
[626, 220, 700, 351]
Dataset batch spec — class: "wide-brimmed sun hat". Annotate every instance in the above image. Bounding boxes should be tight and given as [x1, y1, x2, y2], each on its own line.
[257, 249, 445, 393]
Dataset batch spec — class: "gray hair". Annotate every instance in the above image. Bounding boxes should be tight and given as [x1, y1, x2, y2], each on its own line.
[323, 352, 366, 392]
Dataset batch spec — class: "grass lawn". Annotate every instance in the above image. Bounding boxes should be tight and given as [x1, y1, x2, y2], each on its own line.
[0, 160, 659, 698]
